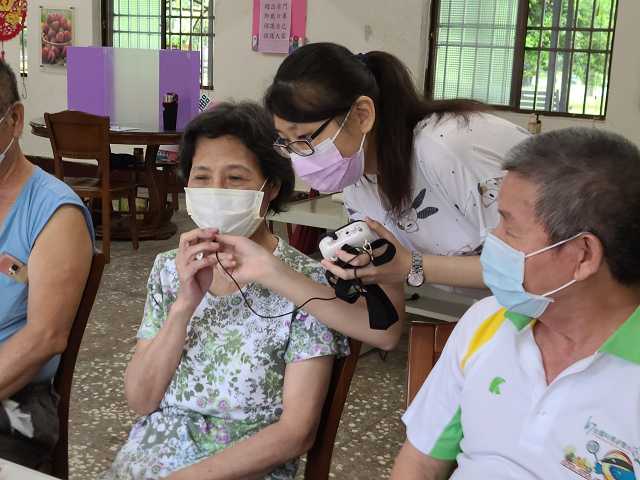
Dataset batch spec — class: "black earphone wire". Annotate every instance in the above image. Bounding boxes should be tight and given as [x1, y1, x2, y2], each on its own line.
[214, 251, 335, 319]
[213, 247, 373, 319]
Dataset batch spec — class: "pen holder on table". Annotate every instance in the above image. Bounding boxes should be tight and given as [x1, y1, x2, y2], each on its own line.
[162, 99, 178, 131]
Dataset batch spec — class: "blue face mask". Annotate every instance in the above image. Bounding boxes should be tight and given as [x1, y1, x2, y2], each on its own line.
[480, 232, 585, 318]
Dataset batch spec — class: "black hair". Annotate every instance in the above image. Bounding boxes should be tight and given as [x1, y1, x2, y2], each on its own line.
[264, 42, 485, 216]
[504, 127, 640, 286]
[0, 60, 19, 114]
[180, 101, 294, 214]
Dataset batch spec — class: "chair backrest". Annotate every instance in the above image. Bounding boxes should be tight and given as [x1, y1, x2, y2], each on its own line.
[44, 110, 111, 184]
[304, 339, 362, 480]
[51, 252, 106, 479]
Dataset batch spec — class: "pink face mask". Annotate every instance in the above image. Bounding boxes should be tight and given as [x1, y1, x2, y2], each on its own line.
[291, 110, 366, 193]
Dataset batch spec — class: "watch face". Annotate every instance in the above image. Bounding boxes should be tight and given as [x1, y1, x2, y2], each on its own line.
[407, 271, 425, 287]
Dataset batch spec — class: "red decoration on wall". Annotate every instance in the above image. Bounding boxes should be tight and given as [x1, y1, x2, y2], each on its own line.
[0, 0, 27, 42]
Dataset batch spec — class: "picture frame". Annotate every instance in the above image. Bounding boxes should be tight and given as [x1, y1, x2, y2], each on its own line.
[40, 6, 74, 68]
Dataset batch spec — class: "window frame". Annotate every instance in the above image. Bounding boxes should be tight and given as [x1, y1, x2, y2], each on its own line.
[101, 0, 215, 90]
[424, 0, 619, 119]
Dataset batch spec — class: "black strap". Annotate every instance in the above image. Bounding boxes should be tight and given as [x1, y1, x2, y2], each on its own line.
[336, 238, 395, 267]
[324, 238, 400, 330]
[362, 284, 399, 330]
[369, 239, 396, 267]
[331, 276, 362, 304]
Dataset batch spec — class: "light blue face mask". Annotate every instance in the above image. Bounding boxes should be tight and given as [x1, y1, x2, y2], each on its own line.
[480, 232, 585, 318]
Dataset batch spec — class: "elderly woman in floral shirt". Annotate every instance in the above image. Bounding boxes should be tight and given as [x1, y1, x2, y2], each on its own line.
[101, 102, 349, 480]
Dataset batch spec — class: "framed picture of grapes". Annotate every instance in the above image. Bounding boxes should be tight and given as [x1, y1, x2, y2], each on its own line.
[40, 6, 73, 67]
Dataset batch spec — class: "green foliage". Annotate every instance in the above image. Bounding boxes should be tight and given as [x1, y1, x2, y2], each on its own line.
[433, 0, 616, 114]
[111, 0, 214, 86]
[524, 0, 616, 89]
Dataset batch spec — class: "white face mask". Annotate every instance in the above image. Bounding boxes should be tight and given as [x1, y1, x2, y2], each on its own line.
[0, 137, 14, 165]
[184, 180, 267, 237]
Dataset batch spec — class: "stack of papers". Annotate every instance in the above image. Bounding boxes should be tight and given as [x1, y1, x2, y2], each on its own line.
[110, 125, 140, 132]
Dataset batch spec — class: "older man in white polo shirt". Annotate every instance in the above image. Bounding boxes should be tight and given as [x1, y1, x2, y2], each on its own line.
[392, 127, 640, 480]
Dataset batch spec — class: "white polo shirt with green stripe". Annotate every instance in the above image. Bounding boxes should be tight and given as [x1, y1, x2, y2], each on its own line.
[403, 296, 640, 479]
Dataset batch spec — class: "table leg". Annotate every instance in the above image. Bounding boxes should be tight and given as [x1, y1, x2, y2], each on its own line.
[143, 145, 163, 229]
[110, 145, 177, 241]
[144, 145, 178, 239]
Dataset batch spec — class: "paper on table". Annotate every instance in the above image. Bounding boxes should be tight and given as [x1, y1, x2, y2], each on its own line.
[0, 459, 59, 479]
[1, 400, 34, 438]
[109, 125, 141, 132]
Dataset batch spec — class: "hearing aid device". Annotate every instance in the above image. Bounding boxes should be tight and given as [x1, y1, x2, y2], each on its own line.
[319, 221, 379, 261]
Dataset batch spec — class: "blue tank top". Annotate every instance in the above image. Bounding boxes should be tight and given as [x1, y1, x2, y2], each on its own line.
[0, 166, 95, 382]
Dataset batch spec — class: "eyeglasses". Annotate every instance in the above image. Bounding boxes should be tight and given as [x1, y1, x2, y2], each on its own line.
[273, 116, 334, 158]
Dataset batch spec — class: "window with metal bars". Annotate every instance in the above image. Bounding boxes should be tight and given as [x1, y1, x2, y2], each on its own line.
[103, 0, 214, 89]
[426, 0, 618, 118]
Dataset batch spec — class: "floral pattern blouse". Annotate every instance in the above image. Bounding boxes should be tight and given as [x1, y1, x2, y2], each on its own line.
[101, 239, 350, 480]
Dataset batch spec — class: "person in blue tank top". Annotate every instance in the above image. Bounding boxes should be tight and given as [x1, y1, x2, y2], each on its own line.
[0, 60, 94, 470]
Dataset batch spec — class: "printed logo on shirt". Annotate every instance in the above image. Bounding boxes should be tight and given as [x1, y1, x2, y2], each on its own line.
[488, 376, 505, 395]
[396, 188, 438, 233]
[560, 417, 638, 480]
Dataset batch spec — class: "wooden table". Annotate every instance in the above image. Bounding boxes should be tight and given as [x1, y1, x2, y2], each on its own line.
[0, 459, 58, 479]
[30, 119, 182, 240]
[267, 194, 349, 230]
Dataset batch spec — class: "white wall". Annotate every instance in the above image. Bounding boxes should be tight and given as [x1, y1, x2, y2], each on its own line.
[3, 0, 102, 156]
[213, 0, 429, 103]
[4, 0, 639, 157]
[213, 0, 640, 146]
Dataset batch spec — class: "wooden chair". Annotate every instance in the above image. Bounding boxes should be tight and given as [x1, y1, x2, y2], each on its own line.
[287, 190, 327, 255]
[51, 252, 106, 480]
[304, 339, 362, 480]
[44, 111, 139, 263]
[406, 320, 455, 407]
[155, 157, 183, 211]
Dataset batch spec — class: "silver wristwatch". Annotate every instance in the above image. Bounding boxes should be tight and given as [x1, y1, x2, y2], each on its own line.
[406, 251, 425, 287]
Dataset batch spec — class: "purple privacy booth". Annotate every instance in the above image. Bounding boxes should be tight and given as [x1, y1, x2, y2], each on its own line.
[159, 50, 200, 131]
[66, 47, 200, 130]
[67, 47, 114, 117]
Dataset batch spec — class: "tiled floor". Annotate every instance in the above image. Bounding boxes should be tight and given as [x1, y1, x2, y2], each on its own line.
[68, 208, 409, 479]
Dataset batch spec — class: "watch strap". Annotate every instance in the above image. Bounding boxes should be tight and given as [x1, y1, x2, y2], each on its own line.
[411, 251, 424, 275]
[406, 250, 425, 286]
